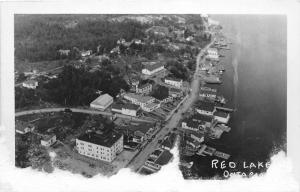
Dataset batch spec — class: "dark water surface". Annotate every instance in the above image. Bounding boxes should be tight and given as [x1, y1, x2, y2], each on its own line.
[187, 15, 287, 178]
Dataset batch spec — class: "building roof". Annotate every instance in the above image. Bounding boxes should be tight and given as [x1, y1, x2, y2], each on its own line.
[77, 131, 122, 148]
[124, 93, 154, 104]
[161, 133, 177, 149]
[144, 102, 159, 109]
[195, 101, 215, 112]
[123, 103, 140, 110]
[111, 103, 123, 110]
[143, 62, 164, 72]
[91, 94, 113, 106]
[200, 86, 217, 93]
[152, 149, 163, 157]
[112, 103, 139, 111]
[155, 150, 173, 166]
[214, 110, 229, 118]
[192, 113, 213, 123]
[208, 48, 218, 52]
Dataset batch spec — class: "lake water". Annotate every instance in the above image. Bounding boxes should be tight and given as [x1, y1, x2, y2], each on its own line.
[186, 15, 287, 178]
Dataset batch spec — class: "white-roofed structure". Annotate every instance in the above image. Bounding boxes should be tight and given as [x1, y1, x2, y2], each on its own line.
[90, 94, 113, 110]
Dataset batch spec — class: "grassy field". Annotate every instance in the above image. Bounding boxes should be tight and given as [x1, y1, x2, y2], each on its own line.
[15, 59, 72, 73]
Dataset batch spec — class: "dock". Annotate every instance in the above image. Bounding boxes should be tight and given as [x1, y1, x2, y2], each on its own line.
[214, 151, 230, 160]
[196, 144, 231, 160]
[215, 106, 235, 112]
[216, 124, 231, 132]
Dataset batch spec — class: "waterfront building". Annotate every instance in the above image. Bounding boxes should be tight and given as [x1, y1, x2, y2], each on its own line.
[181, 114, 213, 132]
[76, 131, 123, 163]
[164, 77, 183, 88]
[90, 94, 113, 110]
[22, 80, 38, 89]
[161, 132, 177, 150]
[142, 62, 165, 76]
[206, 48, 219, 60]
[199, 89, 217, 100]
[41, 134, 56, 147]
[194, 101, 216, 116]
[213, 110, 230, 124]
[15, 120, 35, 134]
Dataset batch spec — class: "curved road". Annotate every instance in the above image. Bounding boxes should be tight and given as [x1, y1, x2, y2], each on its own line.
[15, 107, 152, 123]
[128, 39, 215, 171]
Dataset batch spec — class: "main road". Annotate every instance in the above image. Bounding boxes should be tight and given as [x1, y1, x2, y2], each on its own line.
[127, 39, 216, 171]
[15, 107, 152, 123]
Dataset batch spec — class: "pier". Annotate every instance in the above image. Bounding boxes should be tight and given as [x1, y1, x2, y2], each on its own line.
[196, 144, 231, 160]
[215, 106, 235, 112]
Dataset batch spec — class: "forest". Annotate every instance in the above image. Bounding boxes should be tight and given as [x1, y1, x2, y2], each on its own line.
[15, 15, 149, 62]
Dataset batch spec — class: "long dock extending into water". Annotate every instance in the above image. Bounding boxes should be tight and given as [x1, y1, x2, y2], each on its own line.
[196, 144, 231, 160]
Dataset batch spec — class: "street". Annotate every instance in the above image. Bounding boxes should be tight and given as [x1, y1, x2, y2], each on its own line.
[127, 39, 215, 171]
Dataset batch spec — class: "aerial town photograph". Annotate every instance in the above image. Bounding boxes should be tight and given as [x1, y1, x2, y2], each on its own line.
[14, 14, 286, 179]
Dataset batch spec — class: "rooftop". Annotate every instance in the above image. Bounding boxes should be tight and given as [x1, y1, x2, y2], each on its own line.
[161, 132, 177, 149]
[112, 103, 140, 111]
[77, 131, 122, 148]
[214, 110, 229, 118]
[165, 76, 182, 82]
[90, 94, 113, 106]
[124, 93, 154, 104]
[144, 102, 160, 109]
[155, 150, 173, 166]
[143, 62, 164, 72]
[195, 101, 215, 112]
[194, 113, 213, 122]
[199, 89, 217, 95]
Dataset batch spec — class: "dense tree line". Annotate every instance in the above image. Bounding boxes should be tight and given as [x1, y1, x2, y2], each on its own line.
[166, 60, 189, 81]
[15, 15, 149, 62]
[41, 65, 130, 106]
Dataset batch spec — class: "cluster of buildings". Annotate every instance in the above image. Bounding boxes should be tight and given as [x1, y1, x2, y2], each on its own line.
[139, 132, 176, 174]
[180, 84, 231, 152]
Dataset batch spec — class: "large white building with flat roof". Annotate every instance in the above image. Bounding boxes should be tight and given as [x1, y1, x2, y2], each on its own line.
[90, 94, 113, 110]
[76, 131, 123, 162]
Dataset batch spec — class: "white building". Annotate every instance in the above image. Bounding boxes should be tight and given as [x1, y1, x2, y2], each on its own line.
[41, 134, 56, 147]
[206, 48, 219, 60]
[213, 111, 230, 124]
[81, 50, 92, 57]
[123, 93, 155, 108]
[22, 80, 38, 89]
[164, 77, 183, 88]
[90, 94, 113, 110]
[76, 132, 123, 163]
[111, 103, 140, 117]
[142, 63, 165, 76]
[136, 83, 152, 94]
[199, 89, 217, 100]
